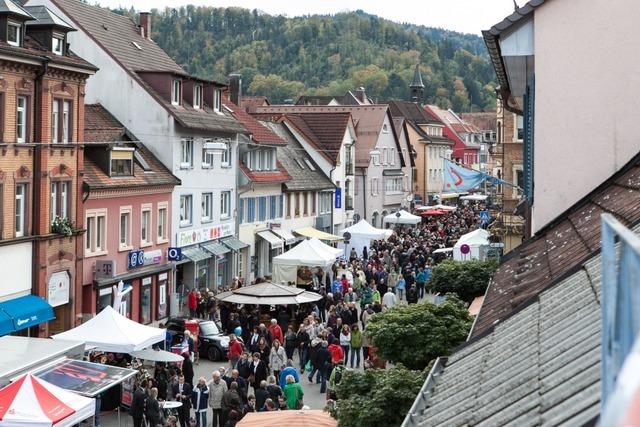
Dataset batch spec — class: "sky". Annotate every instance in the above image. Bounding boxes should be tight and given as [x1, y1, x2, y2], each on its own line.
[90, 0, 520, 35]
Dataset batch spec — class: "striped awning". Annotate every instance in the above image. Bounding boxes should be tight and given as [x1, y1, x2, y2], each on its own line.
[202, 241, 230, 256]
[257, 230, 284, 249]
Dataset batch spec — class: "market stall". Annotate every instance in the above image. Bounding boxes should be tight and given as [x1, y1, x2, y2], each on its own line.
[51, 306, 165, 353]
[215, 282, 322, 306]
[460, 194, 488, 201]
[272, 238, 341, 285]
[340, 219, 392, 256]
[453, 229, 490, 261]
[0, 374, 95, 427]
[293, 226, 343, 242]
[382, 210, 422, 226]
[238, 409, 337, 427]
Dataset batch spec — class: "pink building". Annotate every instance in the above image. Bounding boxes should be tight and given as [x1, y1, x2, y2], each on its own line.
[81, 104, 180, 323]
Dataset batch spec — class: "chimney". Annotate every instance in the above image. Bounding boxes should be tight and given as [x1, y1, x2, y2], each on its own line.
[355, 87, 366, 103]
[228, 73, 242, 107]
[139, 12, 151, 40]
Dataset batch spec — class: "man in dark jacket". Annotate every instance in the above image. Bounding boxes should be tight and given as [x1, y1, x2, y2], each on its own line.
[130, 379, 148, 427]
[314, 341, 332, 394]
[406, 284, 419, 304]
[172, 375, 192, 427]
[221, 381, 243, 425]
[254, 380, 270, 410]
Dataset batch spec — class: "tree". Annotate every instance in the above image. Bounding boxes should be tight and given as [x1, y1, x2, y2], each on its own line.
[330, 365, 427, 427]
[365, 296, 472, 370]
[427, 259, 498, 303]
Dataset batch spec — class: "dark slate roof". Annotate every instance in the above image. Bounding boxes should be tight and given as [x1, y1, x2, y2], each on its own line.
[24, 5, 74, 30]
[472, 151, 640, 339]
[404, 253, 604, 427]
[0, 0, 34, 19]
[410, 64, 425, 89]
[386, 100, 440, 125]
[51, 0, 185, 75]
[262, 121, 335, 192]
[84, 104, 180, 189]
[0, 35, 96, 71]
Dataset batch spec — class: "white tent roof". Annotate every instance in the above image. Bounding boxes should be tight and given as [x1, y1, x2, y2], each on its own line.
[273, 238, 339, 267]
[342, 219, 392, 239]
[454, 229, 490, 248]
[460, 194, 488, 201]
[51, 306, 165, 353]
[383, 210, 421, 225]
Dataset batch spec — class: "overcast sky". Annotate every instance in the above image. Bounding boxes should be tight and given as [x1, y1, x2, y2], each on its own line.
[90, 0, 520, 35]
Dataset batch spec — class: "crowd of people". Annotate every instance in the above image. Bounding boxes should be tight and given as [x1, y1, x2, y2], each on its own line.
[128, 201, 487, 427]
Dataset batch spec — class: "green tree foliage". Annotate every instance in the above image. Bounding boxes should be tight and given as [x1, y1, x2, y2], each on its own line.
[365, 297, 472, 370]
[113, 7, 496, 109]
[427, 259, 499, 303]
[330, 365, 427, 427]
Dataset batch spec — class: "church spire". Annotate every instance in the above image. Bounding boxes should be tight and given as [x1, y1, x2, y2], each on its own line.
[410, 64, 425, 103]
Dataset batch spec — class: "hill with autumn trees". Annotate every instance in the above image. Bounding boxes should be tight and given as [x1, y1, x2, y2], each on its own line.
[114, 6, 496, 110]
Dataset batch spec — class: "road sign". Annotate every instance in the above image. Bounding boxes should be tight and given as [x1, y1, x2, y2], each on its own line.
[167, 247, 183, 262]
[460, 244, 470, 255]
[479, 210, 490, 222]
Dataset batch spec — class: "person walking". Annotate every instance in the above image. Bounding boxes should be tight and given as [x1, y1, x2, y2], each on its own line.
[406, 284, 419, 304]
[284, 325, 297, 360]
[187, 288, 198, 317]
[396, 274, 406, 301]
[314, 341, 331, 394]
[416, 268, 427, 300]
[191, 377, 209, 427]
[254, 380, 270, 410]
[182, 352, 194, 386]
[221, 382, 242, 426]
[268, 318, 284, 345]
[171, 375, 192, 427]
[268, 339, 287, 385]
[339, 325, 351, 365]
[130, 379, 148, 427]
[227, 334, 243, 370]
[249, 352, 268, 392]
[279, 359, 300, 386]
[283, 375, 304, 409]
[296, 323, 310, 373]
[209, 371, 227, 427]
[382, 288, 397, 309]
[145, 387, 161, 427]
[350, 324, 362, 369]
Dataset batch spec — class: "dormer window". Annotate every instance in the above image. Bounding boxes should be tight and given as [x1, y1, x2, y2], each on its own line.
[7, 22, 21, 47]
[213, 89, 221, 112]
[194, 84, 202, 110]
[171, 80, 181, 106]
[52, 34, 64, 55]
[110, 147, 134, 176]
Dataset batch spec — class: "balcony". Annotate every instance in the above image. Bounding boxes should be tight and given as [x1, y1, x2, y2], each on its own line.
[345, 195, 354, 210]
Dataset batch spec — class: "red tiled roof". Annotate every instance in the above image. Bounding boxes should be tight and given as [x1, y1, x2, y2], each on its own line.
[472, 151, 640, 339]
[224, 100, 285, 145]
[241, 96, 270, 113]
[239, 162, 291, 183]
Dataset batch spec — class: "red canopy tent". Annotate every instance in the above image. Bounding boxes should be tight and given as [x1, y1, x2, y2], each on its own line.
[420, 208, 447, 216]
[0, 374, 95, 427]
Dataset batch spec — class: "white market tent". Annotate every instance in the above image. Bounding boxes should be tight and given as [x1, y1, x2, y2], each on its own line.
[52, 306, 165, 353]
[417, 204, 457, 212]
[273, 238, 341, 284]
[383, 210, 421, 225]
[0, 374, 95, 427]
[341, 219, 392, 256]
[215, 282, 322, 306]
[453, 229, 490, 261]
[460, 194, 488, 201]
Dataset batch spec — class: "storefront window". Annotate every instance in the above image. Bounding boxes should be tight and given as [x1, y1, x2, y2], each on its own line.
[198, 262, 209, 289]
[140, 278, 152, 324]
[118, 284, 132, 318]
[97, 287, 112, 312]
[157, 273, 168, 320]
[216, 256, 227, 289]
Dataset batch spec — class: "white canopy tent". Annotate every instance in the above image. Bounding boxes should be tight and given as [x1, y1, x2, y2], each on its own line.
[453, 229, 490, 261]
[383, 210, 421, 225]
[460, 194, 488, 201]
[51, 306, 165, 353]
[273, 238, 341, 284]
[340, 219, 392, 257]
[417, 204, 457, 212]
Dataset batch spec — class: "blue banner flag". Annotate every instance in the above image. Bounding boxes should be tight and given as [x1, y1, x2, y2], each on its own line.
[443, 160, 487, 192]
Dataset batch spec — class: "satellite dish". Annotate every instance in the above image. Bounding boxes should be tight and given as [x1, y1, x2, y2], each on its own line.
[460, 244, 471, 255]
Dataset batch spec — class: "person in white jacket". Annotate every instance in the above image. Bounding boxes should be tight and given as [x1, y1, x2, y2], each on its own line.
[269, 339, 287, 385]
[339, 325, 351, 365]
[382, 289, 398, 309]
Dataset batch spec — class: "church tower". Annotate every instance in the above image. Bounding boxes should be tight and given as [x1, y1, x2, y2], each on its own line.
[410, 64, 425, 103]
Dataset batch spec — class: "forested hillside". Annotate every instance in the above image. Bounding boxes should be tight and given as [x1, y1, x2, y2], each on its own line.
[115, 7, 496, 111]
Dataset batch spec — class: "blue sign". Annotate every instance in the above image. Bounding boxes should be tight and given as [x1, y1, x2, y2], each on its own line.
[335, 188, 342, 209]
[479, 210, 490, 222]
[168, 247, 183, 262]
[127, 250, 145, 270]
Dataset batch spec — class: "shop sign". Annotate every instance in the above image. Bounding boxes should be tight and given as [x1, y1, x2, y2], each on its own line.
[48, 271, 70, 307]
[127, 250, 145, 270]
[95, 260, 115, 279]
[143, 249, 163, 265]
[176, 223, 234, 247]
[335, 188, 342, 209]
[168, 247, 183, 261]
[142, 277, 152, 286]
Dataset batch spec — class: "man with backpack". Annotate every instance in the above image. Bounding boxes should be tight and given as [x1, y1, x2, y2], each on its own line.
[130, 379, 148, 427]
[327, 361, 346, 401]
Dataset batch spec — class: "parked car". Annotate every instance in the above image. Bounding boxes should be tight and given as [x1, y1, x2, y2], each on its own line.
[165, 317, 232, 361]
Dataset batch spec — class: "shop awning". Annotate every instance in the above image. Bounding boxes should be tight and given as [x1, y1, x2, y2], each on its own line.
[272, 229, 297, 245]
[202, 241, 231, 256]
[181, 246, 212, 263]
[222, 236, 249, 251]
[257, 230, 284, 249]
[293, 226, 343, 242]
[0, 295, 54, 333]
[0, 310, 13, 336]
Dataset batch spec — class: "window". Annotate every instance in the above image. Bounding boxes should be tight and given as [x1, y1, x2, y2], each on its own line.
[15, 184, 26, 237]
[213, 89, 221, 112]
[50, 181, 70, 222]
[85, 209, 107, 255]
[515, 115, 524, 141]
[303, 158, 316, 171]
[119, 208, 131, 249]
[179, 195, 192, 227]
[382, 123, 388, 133]
[52, 101, 59, 143]
[193, 84, 202, 110]
[16, 96, 26, 143]
[285, 193, 291, 218]
[180, 138, 193, 168]
[52, 35, 63, 55]
[171, 80, 181, 105]
[238, 198, 245, 223]
[390, 148, 396, 166]
[7, 22, 20, 47]
[257, 196, 266, 221]
[247, 198, 255, 222]
[201, 192, 213, 222]
[514, 166, 525, 198]
[382, 148, 388, 165]
[385, 177, 402, 194]
[141, 206, 151, 245]
[220, 191, 231, 219]
[157, 203, 168, 242]
[269, 195, 277, 220]
[221, 142, 231, 167]
[62, 101, 70, 142]
[111, 158, 133, 176]
[311, 192, 316, 215]
[303, 192, 308, 216]
[372, 151, 380, 166]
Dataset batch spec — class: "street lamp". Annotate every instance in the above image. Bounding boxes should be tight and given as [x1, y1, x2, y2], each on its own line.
[395, 211, 401, 229]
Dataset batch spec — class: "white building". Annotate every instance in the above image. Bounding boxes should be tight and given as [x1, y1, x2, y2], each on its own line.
[33, 0, 246, 292]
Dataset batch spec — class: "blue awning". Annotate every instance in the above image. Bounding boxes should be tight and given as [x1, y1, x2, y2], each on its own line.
[0, 295, 55, 333]
[0, 310, 13, 336]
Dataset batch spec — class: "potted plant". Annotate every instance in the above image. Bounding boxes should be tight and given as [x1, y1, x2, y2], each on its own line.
[51, 216, 74, 237]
